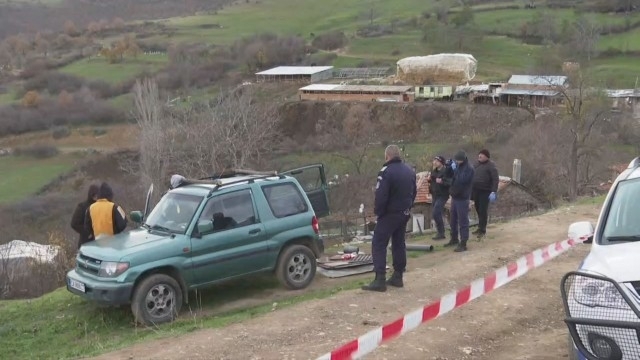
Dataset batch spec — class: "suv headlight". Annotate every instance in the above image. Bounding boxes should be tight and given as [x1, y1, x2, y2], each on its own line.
[98, 262, 129, 277]
[573, 276, 628, 309]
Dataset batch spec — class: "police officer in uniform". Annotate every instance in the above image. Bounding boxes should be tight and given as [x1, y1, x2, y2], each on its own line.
[362, 145, 417, 292]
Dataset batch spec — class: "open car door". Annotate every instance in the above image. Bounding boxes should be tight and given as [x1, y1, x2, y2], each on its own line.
[281, 164, 330, 218]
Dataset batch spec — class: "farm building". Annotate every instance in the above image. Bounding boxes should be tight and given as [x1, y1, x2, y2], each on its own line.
[414, 85, 454, 101]
[298, 84, 415, 102]
[255, 66, 334, 83]
[412, 172, 547, 230]
[500, 75, 568, 108]
[606, 89, 640, 119]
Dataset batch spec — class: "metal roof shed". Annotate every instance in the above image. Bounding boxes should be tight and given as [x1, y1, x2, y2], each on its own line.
[255, 66, 334, 83]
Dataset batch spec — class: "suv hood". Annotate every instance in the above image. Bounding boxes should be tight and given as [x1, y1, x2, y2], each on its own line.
[80, 228, 171, 261]
[581, 242, 640, 282]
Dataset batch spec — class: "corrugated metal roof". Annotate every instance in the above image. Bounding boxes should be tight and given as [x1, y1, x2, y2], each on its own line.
[299, 84, 412, 93]
[455, 84, 489, 93]
[500, 89, 560, 96]
[605, 89, 640, 98]
[508, 75, 567, 86]
[337, 85, 413, 92]
[256, 66, 334, 76]
[299, 84, 340, 91]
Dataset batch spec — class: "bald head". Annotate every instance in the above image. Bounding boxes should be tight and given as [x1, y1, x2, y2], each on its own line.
[385, 144, 401, 162]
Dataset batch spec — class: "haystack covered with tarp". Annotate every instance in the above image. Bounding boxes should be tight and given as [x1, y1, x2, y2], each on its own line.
[396, 53, 477, 85]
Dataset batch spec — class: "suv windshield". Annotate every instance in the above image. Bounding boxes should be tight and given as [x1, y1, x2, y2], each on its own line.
[144, 193, 203, 234]
[602, 178, 640, 243]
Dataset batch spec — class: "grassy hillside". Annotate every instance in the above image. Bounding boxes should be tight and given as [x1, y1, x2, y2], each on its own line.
[59, 54, 168, 84]
[0, 155, 77, 204]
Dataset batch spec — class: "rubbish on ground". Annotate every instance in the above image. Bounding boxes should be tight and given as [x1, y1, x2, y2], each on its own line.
[406, 244, 434, 252]
[343, 245, 359, 254]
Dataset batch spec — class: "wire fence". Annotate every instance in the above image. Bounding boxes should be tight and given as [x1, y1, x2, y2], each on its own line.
[318, 203, 549, 242]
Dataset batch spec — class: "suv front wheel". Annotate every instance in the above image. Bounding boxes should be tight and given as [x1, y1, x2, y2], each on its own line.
[276, 244, 317, 290]
[131, 274, 183, 326]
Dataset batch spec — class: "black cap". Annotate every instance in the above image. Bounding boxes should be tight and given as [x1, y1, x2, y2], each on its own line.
[454, 150, 467, 161]
[434, 155, 446, 164]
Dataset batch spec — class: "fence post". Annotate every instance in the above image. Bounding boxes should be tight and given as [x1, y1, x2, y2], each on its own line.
[512, 159, 522, 183]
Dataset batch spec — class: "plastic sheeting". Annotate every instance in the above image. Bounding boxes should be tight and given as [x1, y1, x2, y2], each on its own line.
[396, 53, 477, 85]
[0, 240, 59, 263]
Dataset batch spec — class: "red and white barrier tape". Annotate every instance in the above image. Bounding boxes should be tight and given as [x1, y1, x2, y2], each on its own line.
[316, 236, 587, 360]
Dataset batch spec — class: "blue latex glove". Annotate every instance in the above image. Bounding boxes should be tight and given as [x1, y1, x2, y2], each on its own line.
[489, 192, 497, 203]
[450, 161, 457, 170]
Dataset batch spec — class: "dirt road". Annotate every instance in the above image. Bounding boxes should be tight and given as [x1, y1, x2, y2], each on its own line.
[92, 203, 600, 360]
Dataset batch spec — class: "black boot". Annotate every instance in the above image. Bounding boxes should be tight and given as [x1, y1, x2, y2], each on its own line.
[432, 233, 446, 240]
[386, 271, 403, 288]
[455, 240, 468, 252]
[362, 273, 387, 292]
[444, 239, 459, 247]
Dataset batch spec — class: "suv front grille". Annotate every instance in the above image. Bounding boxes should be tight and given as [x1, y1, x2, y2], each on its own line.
[77, 253, 102, 275]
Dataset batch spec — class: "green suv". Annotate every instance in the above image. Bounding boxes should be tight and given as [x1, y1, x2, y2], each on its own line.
[66, 165, 329, 326]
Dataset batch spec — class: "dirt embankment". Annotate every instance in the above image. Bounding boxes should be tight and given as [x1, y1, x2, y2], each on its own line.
[280, 101, 534, 144]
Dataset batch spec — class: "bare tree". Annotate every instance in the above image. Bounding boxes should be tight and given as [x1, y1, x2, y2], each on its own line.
[131, 79, 282, 195]
[569, 15, 601, 63]
[132, 78, 170, 200]
[548, 71, 610, 201]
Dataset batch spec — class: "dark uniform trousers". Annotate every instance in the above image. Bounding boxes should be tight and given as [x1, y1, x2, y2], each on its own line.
[372, 211, 411, 274]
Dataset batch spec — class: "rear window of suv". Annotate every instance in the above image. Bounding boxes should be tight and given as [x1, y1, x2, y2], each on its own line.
[262, 182, 308, 218]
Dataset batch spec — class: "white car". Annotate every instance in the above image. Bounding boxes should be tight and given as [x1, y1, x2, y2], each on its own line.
[562, 157, 640, 360]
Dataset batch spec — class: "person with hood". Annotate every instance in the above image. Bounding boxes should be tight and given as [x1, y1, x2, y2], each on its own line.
[362, 145, 417, 292]
[428, 155, 453, 240]
[446, 150, 475, 252]
[472, 149, 499, 239]
[85, 182, 128, 241]
[70, 184, 100, 249]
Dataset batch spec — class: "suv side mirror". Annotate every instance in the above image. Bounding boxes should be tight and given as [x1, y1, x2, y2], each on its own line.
[568, 221, 595, 244]
[196, 220, 214, 235]
[130, 211, 144, 224]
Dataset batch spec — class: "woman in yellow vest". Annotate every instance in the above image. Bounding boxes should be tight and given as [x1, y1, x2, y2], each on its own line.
[84, 182, 128, 240]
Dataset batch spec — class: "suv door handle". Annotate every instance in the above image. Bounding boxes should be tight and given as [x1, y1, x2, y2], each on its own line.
[249, 228, 261, 235]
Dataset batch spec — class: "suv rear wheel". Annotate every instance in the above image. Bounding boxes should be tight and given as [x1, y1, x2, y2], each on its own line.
[276, 244, 316, 290]
[131, 274, 183, 326]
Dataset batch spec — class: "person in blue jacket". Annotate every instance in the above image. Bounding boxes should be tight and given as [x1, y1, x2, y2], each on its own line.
[362, 144, 417, 292]
[445, 150, 475, 252]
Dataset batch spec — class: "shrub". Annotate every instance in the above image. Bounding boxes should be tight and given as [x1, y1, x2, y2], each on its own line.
[13, 145, 59, 159]
[311, 31, 348, 51]
[51, 126, 71, 139]
[92, 127, 107, 136]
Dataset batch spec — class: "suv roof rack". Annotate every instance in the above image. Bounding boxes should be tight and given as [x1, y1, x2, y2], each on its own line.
[207, 173, 287, 196]
[200, 168, 279, 180]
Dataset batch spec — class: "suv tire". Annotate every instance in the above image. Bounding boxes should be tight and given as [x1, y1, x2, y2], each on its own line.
[276, 244, 316, 290]
[131, 274, 183, 326]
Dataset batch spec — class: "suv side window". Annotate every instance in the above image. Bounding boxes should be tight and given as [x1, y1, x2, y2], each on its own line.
[262, 182, 308, 218]
[199, 189, 257, 233]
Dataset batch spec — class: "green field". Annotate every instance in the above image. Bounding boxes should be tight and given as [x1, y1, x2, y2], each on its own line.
[59, 54, 168, 84]
[0, 155, 77, 204]
[473, 8, 640, 37]
[0, 89, 17, 104]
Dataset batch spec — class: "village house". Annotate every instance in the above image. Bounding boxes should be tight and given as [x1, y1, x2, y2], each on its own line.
[606, 89, 640, 119]
[455, 83, 504, 104]
[500, 75, 568, 108]
[298, 84, 415, 102]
